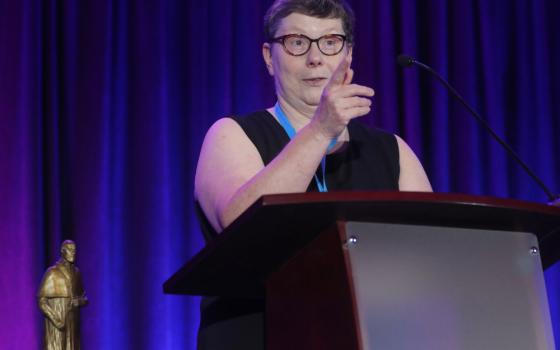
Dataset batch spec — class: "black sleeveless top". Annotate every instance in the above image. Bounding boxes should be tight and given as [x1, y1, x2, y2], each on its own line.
[197, 111, 400, 350]
[233, 110, 399, 192]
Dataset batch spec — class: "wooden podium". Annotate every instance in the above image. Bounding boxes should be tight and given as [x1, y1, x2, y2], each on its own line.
[164, 192, 560, 349]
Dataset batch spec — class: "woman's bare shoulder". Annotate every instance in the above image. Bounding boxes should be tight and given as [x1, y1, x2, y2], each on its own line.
[195, 116, 265, 231]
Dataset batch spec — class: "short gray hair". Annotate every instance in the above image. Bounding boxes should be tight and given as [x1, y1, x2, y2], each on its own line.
[264, 0, 355, 44]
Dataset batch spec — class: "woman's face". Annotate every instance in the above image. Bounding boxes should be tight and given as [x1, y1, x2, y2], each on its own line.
[263, 13, 352, 113]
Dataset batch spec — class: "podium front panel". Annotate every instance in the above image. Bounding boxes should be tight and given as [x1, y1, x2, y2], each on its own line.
[344, 222, 555, 350]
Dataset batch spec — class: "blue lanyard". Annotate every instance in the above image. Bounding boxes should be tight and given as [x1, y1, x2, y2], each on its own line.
[274, 103, 336, 192]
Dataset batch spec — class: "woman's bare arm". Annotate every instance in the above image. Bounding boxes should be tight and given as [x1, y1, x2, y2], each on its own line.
[195, 117, 332, 232]
[396, 135, 433, 192]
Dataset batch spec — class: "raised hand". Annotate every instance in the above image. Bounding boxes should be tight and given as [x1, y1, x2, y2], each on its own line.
[310, 54, 375, 140]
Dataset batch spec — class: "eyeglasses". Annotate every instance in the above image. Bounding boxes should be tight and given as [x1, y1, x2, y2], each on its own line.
[271, 34, 347, 56]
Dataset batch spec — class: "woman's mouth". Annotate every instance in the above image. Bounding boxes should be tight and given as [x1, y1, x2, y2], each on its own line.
[303, 78, 327, 86]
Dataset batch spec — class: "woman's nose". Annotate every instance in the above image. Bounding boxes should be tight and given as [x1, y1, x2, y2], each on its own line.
[305, 42, 324, 67]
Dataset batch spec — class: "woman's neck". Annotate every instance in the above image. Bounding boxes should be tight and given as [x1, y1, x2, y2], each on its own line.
[274, 98, 315, 132]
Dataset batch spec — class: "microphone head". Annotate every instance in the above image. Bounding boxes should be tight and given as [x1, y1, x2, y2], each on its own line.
[397, 54, 415, 68]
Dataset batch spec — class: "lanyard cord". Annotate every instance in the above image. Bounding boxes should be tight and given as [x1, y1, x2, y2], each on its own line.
[274, 103, 336, 192]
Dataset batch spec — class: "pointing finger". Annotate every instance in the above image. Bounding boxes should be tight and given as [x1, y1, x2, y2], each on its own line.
[327, 54, 351, 87]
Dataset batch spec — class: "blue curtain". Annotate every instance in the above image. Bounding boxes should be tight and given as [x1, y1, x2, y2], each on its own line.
[1, 0, 559, 348]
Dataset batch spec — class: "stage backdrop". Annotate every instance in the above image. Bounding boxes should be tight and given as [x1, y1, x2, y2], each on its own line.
[1, 0, 559, 348]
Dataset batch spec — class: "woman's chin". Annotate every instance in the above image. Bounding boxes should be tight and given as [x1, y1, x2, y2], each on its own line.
[301, 94, 322, 107]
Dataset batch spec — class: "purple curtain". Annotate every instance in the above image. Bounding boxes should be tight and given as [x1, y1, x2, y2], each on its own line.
[1, 0, 559, 348]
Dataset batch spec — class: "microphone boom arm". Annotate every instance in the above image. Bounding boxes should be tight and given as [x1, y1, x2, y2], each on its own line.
[398, 55, 560, 205]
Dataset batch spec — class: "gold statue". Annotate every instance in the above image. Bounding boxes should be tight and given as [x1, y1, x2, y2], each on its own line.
[38, 240, 88, 350]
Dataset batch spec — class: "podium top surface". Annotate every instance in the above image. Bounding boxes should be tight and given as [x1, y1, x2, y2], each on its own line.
[163, 192, 560, 297]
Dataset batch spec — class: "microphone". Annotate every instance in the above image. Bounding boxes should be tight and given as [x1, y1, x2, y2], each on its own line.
[397, 54, 560, 206]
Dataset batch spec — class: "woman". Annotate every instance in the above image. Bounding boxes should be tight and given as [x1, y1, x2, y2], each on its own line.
[195, 0, 432, 348]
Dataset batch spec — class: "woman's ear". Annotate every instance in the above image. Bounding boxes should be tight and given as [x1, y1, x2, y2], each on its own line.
[347, 45, 353, 61]
[262, 43, 274, 76]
